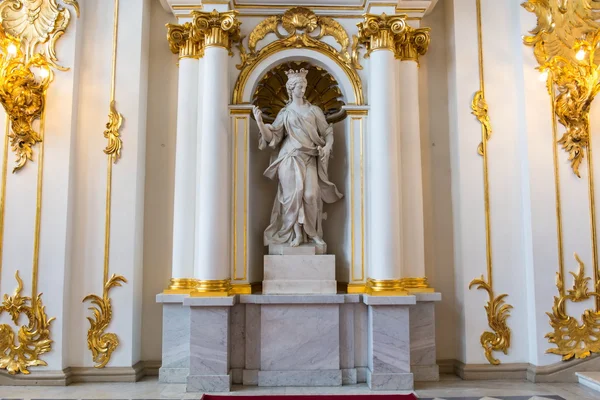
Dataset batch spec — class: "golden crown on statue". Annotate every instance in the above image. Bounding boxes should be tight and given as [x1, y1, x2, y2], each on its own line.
[285, 68, 309, 81]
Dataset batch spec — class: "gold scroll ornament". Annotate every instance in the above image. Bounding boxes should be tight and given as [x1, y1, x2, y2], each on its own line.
[83, 274, 127, 368]
[0, 0, 79, 172]
[0, 272, 54, 374]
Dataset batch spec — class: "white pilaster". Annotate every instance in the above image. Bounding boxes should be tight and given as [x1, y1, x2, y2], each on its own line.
[398, 60, 426, 280]
[367, 49, 402, 281]
[195, 45, 232, 282]
[171, 56, 199, 282]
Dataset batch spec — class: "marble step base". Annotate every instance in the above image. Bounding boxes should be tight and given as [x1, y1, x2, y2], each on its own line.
[258, 370, 342, 387]
[263, 279, 337, 294]
[269, 242, 326, 255]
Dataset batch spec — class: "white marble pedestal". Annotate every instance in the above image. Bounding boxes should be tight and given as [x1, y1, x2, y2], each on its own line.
[263, 244, 336, 294]
[156, 292, 441, 392]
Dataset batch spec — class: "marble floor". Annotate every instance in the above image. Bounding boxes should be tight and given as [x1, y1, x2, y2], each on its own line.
[0, 375, 598, 400]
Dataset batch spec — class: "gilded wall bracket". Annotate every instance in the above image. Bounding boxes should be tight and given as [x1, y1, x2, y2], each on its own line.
[83, 274, 127, 368]
[523, 0, 600, 178]
[0, 271, 55, 375]
[0, 0, 79, 172]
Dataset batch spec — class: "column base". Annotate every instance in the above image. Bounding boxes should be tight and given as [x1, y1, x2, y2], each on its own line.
[400, 277, 435, 293]
[163, 278, 198, 294]
[190, 279, 232, 297]
[187, 374, 232, 392]
[367, 370, 414, 390]
[366, 278, 409, 296]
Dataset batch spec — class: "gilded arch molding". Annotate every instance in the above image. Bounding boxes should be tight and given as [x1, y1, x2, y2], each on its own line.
[233, 7, 364, 105]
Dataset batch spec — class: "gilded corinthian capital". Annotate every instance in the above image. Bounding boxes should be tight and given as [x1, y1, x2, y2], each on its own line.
[192, 10, 241, 51]
[166, 22, 203, 59]
[356, 13, 430, 62]
[397, 26, 431, 62]
[356, 13, 407, 55]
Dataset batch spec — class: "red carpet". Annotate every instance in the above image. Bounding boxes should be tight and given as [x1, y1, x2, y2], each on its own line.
[202, 395, 417, 400]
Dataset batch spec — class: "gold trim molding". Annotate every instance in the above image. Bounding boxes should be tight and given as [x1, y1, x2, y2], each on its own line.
[164, 278, 200, 294]
[191, 279, 233, 297]
[233, 7, 364, 105]
[0, 271, 55, 375]
[83, 274, 127, 369]
[469, 0, 512, 366]
[400, 277, 434, 293]
[365, 278, 408, 296]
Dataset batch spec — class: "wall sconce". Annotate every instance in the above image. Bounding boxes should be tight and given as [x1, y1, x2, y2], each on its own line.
[0, 35, 52, 173]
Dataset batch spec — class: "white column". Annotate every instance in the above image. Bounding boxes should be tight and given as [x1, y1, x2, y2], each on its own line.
[367, 49, 403, 282]
[195, 45, 231, 283]
[170, 55, 199, 287]
[398, 60, 426, 282]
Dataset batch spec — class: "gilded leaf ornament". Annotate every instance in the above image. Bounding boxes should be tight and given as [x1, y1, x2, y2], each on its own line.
[0, 0, 78, 172]
[83, 274, 127, 368]
[234, 7, 363, 105]
[0, 0, 80, 69]
[468, 277, 513, 365]
[472, 90, 491, 156]
[0, 271, 55, 375]
[546, 254, 600, 360]
[0, 48, 52, 173]
[523, 0, 600, 177]
[103, 100, 123, 163]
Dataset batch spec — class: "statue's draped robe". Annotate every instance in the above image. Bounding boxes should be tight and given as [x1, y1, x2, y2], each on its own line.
[259, 103, 343, 245]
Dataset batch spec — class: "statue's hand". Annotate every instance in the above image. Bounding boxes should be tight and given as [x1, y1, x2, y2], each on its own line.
[253, 105, 263, 124]
[318, 144, 332, 162]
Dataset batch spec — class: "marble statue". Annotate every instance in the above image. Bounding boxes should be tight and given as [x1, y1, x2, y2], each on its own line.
[253, 68, 343, 248]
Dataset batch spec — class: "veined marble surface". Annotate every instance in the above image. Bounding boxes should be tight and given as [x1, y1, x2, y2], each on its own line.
[0, 375, 595, 399]
[188, 306, 231, 392]
[159, 304, 190, 383]
[260, 304, 340, 371]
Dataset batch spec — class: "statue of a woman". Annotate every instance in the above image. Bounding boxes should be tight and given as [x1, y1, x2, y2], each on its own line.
[253, 68, 343, 248]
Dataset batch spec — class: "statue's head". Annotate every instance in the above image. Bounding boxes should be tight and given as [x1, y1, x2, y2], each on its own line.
[285, 68, 308, 102]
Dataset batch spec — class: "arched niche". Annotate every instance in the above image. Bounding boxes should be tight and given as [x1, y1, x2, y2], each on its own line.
[233, 47, 363, 106]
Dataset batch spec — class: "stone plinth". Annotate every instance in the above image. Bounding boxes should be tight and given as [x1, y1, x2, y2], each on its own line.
[364, 295, 416, 390]
[184, 296, 237, 392]
[156, 294, 190, 383]
[263, 244, 336, 294]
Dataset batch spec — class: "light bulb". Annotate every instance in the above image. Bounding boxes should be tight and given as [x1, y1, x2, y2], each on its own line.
[7, 44, 17, 56]
[539, 70, 549, 82]
[576, 48, 586, 61]
[39, 67, 49, 79]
